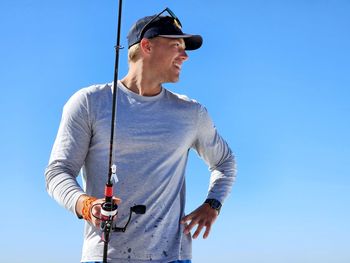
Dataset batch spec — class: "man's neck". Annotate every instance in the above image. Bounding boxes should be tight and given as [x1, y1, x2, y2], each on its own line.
[121, 70, 162, 97]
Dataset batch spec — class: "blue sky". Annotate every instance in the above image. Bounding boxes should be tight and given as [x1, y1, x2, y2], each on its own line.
[0, 0, 349, 262]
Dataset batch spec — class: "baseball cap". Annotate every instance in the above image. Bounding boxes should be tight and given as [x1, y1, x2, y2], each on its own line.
[127, 8, 203, 51]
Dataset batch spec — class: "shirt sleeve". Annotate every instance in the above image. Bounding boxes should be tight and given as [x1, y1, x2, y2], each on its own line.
[45, 89, 91, 216]
[192, 105, 237, 204]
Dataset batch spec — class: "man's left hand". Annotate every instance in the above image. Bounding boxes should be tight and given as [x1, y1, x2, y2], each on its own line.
[180, 203, 218, 239]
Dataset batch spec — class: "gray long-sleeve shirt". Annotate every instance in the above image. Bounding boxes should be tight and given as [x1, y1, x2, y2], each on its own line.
[45, 81, 236, 262]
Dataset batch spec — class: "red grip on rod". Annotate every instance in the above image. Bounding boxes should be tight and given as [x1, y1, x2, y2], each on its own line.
[104, 184, 114, 197]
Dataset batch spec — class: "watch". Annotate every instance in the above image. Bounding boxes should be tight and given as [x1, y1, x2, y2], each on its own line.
[204, 198, 222, 215]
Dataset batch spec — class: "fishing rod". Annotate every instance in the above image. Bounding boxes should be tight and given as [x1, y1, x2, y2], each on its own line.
[91, 1, 146, 262]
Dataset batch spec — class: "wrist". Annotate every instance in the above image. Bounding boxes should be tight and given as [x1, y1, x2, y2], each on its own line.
[81, 196, 97, 222]
[76, 195, 91, 219]
[204, 198, 222, 215]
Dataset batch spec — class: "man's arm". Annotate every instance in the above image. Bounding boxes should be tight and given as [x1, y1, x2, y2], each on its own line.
[181, 105, 237, 238]
[45, 89, 91, 216]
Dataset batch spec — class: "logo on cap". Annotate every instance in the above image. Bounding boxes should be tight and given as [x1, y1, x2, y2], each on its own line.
[173, 19, 182, 30]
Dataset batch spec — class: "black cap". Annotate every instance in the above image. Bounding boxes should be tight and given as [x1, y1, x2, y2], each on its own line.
[127, 15, 203, 51]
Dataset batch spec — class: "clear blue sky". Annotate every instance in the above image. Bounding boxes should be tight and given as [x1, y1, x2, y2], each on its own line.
[0, 0, 349, 262]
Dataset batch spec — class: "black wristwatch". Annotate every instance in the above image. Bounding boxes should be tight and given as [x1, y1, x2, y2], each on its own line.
[204, 198, 222, 215]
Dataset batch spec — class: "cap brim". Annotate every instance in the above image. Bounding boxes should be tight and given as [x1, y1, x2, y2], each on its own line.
[158, 34, 203, 50]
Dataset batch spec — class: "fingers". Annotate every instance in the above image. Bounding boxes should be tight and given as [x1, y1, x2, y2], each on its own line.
[202, 223, 211, 239]
[91, 216, 100, 228]
[180, 204, 217, 239]
[192, 222, 204, 239]
[112, 196, 122, 205]
[182, 213, 197, 235]
[89, 196, 121, 228]
[90, 199, 103, 228]
[184, 217, 211, 239]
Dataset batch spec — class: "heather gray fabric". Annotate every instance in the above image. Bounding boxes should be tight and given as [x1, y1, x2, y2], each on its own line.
[45, 81, 236, 262]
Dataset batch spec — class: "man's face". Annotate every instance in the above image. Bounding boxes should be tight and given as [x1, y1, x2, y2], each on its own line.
[148, 37, 188, 83]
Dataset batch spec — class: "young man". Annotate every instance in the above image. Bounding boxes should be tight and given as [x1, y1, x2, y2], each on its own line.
[45, 9, 236, 263]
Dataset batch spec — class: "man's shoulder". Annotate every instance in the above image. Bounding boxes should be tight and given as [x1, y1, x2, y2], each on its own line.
[64, 83, 112, 112]
[77, 82, 112, 96]
[164, 88, 201, 107]
[67, 82, 112, 104]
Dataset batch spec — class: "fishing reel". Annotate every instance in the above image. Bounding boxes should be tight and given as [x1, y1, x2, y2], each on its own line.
[102, 202, 146, 232]
[91, 164, 146, 242]
[91, 198, 146, 241]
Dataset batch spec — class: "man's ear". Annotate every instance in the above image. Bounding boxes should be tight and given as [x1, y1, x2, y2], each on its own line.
[140, 38, 152, 55]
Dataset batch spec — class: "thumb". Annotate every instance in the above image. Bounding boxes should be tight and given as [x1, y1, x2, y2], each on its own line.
[112, 196, 122, 205]
[180, 213, 193, 224]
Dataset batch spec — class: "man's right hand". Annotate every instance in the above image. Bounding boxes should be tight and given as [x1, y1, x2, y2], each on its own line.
[76, 195, 121, 228]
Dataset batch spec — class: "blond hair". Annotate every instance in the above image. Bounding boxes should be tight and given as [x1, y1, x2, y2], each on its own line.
[128, 43, 141, 63]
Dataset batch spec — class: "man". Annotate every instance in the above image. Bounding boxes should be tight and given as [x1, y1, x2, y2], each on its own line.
[45, 8, 236, 263]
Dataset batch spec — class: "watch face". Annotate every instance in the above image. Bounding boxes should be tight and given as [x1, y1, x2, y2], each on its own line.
[210, 199, 221, 209]
[205, 199, 222, 210]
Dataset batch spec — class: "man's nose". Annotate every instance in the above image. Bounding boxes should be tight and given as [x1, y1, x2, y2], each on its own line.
[180, 50, 189, 61]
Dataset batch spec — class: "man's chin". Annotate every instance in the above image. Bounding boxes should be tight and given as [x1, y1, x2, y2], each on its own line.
[163, 78, 180, 84]
[170, 75, 180, 83]
[161, 72, 181, 84]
